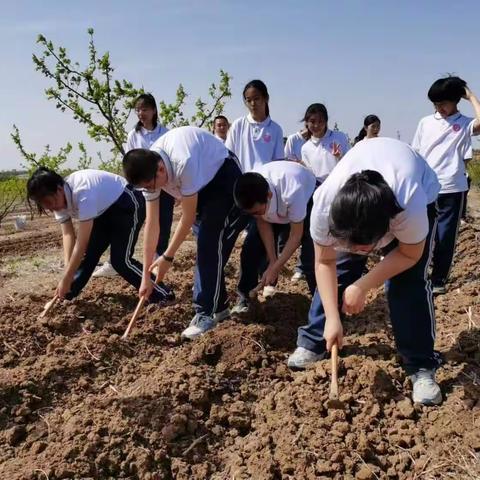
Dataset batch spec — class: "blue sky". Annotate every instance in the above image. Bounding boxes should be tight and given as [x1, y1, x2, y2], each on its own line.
[1, 0, 479, 170]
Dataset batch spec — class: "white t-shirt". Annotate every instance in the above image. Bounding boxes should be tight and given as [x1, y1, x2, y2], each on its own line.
[310, 138, 440, 248]
[214, 134, 226, 143]
[145, 126, 229, 201]
[301, 129, 351, 183]
[411, 112, 478, 194]
[54, 170, 127, 223]
[126, 124, 169, 152]
[284, 131, 306, 162]
[225, 114, 284, 172]
[257, 161, 316, 224]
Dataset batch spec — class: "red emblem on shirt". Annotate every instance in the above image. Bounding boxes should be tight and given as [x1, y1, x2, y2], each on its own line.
[263, 133, 271, 143]
[452, 124, 461, 132]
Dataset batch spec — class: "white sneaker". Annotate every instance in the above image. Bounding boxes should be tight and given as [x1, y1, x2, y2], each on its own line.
[262, 285, 276, 297]
[181, 314, 217, 340]
[410, 369, 442, 405]
[291, 271, 305, 283]
[92, 261, 118, 277]
[287, 347, 325, 369]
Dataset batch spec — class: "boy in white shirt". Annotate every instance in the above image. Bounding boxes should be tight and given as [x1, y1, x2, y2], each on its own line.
[123, 126, 249, 340]
[287, 138, 444, 406]
[412, 76, 480, 294]
[231, 161, 317, 313]
[26, 167, 173, 303]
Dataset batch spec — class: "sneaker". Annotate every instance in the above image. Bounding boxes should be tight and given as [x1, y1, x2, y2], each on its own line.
[287, 347, 326, 369]
[432, 285, 446, 295]
[262, 285, 276, 297]
[92, 261, 118, 277]
[410, 369, 442, 405]
[231, 297, 250, 314]
[214, 308, 230, 322]
[291, 271, 306, 283]
[181, 314, 217, 340]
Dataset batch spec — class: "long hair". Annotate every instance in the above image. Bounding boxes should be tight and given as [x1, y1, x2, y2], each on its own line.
[243, 79, 270, 117]
[134, 93, 158, 132]
[354, 114, 381, 144]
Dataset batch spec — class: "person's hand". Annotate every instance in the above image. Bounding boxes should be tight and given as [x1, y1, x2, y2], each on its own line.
[332, 142, 342, 159]
[324, 316, 343, 351]
[260, 263, 279, 287]
[341, 283, 367, 315]
[463, 86, 474, 101]
[149, 255, 172, 284]
[56, 276, 72, 299]
[139, 276, 153, 299]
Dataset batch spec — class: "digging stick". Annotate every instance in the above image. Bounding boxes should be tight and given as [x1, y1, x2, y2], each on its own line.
[122, 295, 146, 339]
[38, 295, 59, 319]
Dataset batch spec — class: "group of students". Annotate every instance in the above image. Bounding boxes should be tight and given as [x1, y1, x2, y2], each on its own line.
[26, 76, 479, 406]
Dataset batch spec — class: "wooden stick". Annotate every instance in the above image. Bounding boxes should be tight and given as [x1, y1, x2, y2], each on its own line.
[329, 343, 339, 400]
[39, 295, 59, 319]
[121, 296, 146, 339]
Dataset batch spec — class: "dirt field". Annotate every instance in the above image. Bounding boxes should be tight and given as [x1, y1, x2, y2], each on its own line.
[0, 195, 479, 479]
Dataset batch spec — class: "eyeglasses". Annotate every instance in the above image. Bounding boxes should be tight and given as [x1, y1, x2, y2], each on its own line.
[333, 239, 381, 256]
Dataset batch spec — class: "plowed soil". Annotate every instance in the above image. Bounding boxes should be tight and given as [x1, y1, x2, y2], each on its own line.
[0, 216, 479, 479]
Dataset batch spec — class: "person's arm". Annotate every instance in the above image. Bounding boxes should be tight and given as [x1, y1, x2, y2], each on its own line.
[60, 219, 76, 266]
[464, 87, 480, 135]
[139, 198, 160, 299]
[342, 240, 425, 315]
[260, 221, 303, 286]
[56, 220, 94, 298]
[150, 194, 198, 282]
[315, 243, 343, 351]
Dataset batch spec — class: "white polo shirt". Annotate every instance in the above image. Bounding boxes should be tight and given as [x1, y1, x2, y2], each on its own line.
[54, 170, 127, 223]
[225, 114, 284, 172]
[144, 126, 229, 201]
[412, 112, 477, 194]
[310, 138, 440, 249]
[257, 161, 316, 224]
[301, 129, 351, 183]
[126, 124, 169, 152]
[284, 131, 306, 162]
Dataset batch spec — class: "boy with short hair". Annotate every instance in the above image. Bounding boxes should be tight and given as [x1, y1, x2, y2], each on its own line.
[231, 161, 317, 313]
[412, 76, 480, 294]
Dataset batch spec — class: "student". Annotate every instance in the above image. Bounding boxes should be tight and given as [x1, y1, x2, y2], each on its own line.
[231, 161, 317, 313]
[26, 167, 173, 303]
[94, 93, 174, 278]
[300, 103, 350, 184]
[226, 79, 284, 173]
[212, 115, 230, 142]
[122, 126, 249, 340]
[284, 128, 309, 162]
[287, 138, 443, 406]
[412, 76, 480, 294]
[354, 114, 381, 144]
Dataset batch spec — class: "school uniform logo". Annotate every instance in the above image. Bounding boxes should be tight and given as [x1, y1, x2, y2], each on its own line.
[263, 133, 272, 143]
[452, 124, 461, 132]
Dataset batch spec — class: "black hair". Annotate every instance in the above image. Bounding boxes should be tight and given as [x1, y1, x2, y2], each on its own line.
[26, 167, 65, 214]
[123, 149, 160, 185]
[243, 79, 270, 117]
[354, 114, 381, 144]
[212, 115, 229, 132]
[427, 76, 467, 104]
[328, 170, 403, 246]
[233, 172, 269, 210]
[302, 103, 329, 136]
[134, 93, 158, 132]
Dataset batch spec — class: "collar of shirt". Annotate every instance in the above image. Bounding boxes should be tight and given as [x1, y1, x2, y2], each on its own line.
[156, 147, 175, 185]
[263, 180, 278, 221]
[310, 129, 333, 145]
[246, 114, 272, 128]
[64, 182, 74, 212]
[433, 112, 462, 122]
[140, 124, 162, 136]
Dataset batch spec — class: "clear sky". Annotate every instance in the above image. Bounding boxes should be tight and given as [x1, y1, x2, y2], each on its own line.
[1, 0, 479, 170]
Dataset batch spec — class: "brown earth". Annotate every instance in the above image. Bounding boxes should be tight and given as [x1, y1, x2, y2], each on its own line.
[0, 214, 479, 479]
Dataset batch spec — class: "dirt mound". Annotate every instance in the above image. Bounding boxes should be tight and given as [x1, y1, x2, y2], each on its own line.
[0, 223, 479, 479]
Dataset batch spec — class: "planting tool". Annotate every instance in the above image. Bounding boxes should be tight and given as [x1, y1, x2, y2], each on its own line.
[38, 295, 59, 319]
[327, 343, 345, 409]
[249, 283, 264, 299]
[122, 295, 146, 339]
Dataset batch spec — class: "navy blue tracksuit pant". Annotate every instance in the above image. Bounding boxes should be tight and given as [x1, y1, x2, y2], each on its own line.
[66, 187, 173, 303]
[297, 203, 442, 374]
[237, 199, 316, 298]
[157, 190, 175, 256]
[431, 192, 464, 288]
[192, 155, 249, 316]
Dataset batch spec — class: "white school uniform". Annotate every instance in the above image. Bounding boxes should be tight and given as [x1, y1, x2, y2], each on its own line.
[54, 170, 127, 224]
[257, 161, 316, 224]
[214, 134, 226, 143]
[310, 138, 440, 249]
[301, 129, 351, 183]
[225, 114, 284, 172]
[411, 112, 478, 194]
[126, 124, 169, 152]
[144, 126, 229, 201]
[284, 131, 306, 162]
